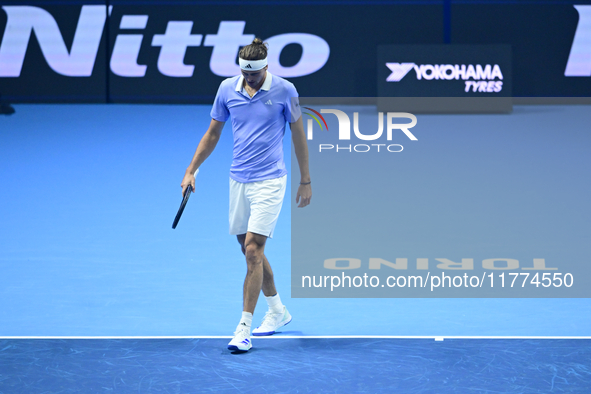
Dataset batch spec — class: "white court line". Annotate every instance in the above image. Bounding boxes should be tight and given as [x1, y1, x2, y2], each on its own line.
[0, 336, 590, 340]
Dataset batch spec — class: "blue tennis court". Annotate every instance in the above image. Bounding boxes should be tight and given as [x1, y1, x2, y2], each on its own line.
[1, 104, 590, 392]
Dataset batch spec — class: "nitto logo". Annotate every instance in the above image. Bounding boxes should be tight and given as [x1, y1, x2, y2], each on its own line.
[0, 5, 330, 78]
[304, 108, 417, 153]
[565, 5, 591, 76]
[386, 62, 504, 93]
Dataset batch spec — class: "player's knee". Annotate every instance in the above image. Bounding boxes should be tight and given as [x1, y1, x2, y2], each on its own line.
[245, 244, 263, 266]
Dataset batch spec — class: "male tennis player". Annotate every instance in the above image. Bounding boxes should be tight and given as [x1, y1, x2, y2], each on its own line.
[180, 38, 311, 352]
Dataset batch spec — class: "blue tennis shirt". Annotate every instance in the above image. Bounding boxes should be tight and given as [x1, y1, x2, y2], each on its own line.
[210, 72, 301, 183]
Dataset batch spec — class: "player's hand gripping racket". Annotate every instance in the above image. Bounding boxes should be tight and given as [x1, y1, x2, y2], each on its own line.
[172, 184, 193, 229]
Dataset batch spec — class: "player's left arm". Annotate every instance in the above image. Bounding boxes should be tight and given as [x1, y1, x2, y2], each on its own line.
[290, 116, 312, 208]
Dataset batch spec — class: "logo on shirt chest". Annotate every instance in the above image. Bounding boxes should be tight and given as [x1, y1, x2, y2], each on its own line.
[264, 100, 273, 105]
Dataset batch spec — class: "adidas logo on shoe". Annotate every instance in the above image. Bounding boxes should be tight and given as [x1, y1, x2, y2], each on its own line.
[227, 322, 252, 352]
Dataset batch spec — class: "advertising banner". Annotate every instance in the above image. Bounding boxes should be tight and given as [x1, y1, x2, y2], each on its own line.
[377, 45, 512, 113]
[0, 3, 108, 103]
[1, 2, 590, 102]
[0, 3, 442, 103]
[452, 3, 591, 97]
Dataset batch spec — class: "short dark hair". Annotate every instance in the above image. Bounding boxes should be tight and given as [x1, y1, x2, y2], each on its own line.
[239, 38, 268, 61]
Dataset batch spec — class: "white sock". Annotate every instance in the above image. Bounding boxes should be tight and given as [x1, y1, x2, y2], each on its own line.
[265, 293, 284, 314]
[240, 311, 253, 328]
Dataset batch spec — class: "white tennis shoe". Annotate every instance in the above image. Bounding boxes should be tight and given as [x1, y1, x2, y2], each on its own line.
[227, 323, 252, 352]
[252, 306, 292, 336]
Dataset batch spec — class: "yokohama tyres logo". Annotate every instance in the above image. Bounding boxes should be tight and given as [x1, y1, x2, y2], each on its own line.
[386, 62, 505, 93]
[0, 5, 330, 78]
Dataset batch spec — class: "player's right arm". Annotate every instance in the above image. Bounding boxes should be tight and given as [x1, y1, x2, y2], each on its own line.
[181, 119, 225, 195]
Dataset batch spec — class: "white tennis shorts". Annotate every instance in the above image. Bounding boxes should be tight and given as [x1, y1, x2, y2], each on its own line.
[229, 175, 287, 238]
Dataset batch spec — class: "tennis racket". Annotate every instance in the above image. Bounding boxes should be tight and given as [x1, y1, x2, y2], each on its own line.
[172, 184, 193, 229]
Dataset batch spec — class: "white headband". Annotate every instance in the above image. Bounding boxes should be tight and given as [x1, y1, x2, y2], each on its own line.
[239, 57, 267, 71]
